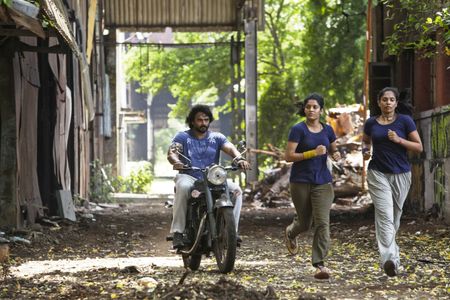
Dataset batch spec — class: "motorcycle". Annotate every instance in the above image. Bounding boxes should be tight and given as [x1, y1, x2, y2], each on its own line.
[169, 143, 246, 274]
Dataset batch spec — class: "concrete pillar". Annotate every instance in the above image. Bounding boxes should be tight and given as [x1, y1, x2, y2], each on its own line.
[244, 18, 258, 183]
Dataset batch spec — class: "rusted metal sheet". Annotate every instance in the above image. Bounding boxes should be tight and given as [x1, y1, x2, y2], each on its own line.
[104, 0, 264, 32]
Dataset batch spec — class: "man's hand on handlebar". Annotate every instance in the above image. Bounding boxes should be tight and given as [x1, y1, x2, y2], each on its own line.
[172, 161, 186, 170]
[233, 157, 250, 171]
[238, 160, 250, 171]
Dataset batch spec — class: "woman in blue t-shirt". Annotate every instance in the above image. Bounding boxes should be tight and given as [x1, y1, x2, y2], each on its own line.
[284, 93, 341, 280]
[362, 87, 423, 277]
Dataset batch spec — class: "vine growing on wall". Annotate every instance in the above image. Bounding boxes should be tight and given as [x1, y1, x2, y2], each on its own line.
[381, 1, 450, 58]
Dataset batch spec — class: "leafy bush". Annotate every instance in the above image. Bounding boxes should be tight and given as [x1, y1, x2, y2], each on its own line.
[89, 160, 115, 203]
[89, 160, 154, 202]
[115, 162, 154, 194]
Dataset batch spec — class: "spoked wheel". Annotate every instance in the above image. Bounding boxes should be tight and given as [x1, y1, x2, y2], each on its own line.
[182, 253, 202, 271]
[213, 207, 236, 273]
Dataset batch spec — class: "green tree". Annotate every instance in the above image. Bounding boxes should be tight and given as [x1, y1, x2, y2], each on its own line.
[258, 0, 366, 151]
[125, 33, 232, 120]
[124, 0, 367, 156]
[298, 0, 366, 106]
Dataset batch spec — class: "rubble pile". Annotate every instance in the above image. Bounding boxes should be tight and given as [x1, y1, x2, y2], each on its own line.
[245, 104, 372, 212]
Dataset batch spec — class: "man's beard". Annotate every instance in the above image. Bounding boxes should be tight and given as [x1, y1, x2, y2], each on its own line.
[194, 125, 208, 133]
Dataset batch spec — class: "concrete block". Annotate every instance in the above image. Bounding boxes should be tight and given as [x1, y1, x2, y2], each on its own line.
[56, 190, 76, 221]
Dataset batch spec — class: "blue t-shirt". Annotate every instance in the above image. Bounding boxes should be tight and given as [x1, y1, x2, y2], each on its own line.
[173, 130, 228, 179]
[288, 122, 336, 184]
[363, 114, 417, 174]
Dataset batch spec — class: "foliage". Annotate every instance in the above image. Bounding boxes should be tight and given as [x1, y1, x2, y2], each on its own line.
[124, 0, 366, 153]
[89, 160, 115, 203]
[259, 0, 366, 149]
[381, 1, 450, 58]
[124, 33, 232, 120]
[90, 160, 154, 201]
[114, 162, 154, 194]
[298, 0, 366, 105]
[0, 0, 12, 7]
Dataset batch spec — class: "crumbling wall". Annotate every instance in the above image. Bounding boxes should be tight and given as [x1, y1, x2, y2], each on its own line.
[412, 105, 450, 223]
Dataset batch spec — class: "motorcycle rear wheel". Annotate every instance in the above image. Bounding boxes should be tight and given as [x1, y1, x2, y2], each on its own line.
[213, 207, 236, 274]
[182, 253, 202, 271]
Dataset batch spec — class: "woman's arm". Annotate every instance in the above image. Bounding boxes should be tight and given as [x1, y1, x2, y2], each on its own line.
[285, 141, 301, 162]
[362, 133, 372, 161]
[388, 129, 423, 153]
[329, 141, 341, 161]
[285, 141, 326, 162]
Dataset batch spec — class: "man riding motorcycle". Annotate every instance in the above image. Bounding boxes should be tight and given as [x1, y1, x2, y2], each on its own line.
[167, 104, 250, 249]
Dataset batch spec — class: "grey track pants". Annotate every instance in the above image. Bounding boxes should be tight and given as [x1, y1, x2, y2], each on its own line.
[367, 169, 411, 269]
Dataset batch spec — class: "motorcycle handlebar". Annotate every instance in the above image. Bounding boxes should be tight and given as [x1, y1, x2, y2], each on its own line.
[176, 165, 240, 172]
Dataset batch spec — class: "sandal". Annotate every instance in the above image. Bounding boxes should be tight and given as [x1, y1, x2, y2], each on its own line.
[285, 226, 298, 255]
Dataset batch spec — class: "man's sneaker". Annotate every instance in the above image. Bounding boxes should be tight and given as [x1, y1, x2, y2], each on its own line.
[285, 226, 298, 255]
[383, 260, 397, 277]
[172, 232, 184, 249]
[314, 266, 331, 280]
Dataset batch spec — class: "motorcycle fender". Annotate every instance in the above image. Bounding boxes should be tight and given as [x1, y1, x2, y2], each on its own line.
[214, 194, 233, 208]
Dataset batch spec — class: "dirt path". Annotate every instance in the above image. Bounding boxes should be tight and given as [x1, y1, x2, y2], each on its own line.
[2, 200, 449, 299]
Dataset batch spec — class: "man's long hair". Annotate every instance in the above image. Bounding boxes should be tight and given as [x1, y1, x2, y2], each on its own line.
[186, 104, 214, 129]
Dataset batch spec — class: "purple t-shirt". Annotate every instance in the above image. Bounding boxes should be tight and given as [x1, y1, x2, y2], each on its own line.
[288, 122, 336, 184]
[173, 130, 228, 179]
[364, 114, 417, 174]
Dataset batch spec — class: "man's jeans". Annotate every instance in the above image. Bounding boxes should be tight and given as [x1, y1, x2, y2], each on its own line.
[170, 173, 242, 234]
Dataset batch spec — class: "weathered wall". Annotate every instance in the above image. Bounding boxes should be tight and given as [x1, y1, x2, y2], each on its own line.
[0, 45, 17, 228]
[410, 105, 450, 223]
[103, 30, 118, 176]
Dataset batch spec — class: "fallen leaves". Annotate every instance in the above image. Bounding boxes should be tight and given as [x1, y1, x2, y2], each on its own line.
[2, 205, 449, 299]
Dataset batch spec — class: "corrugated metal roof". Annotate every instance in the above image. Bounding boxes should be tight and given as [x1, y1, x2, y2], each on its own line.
[104, 0, 264, 32]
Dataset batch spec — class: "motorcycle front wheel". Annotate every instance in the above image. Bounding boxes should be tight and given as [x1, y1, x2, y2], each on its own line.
[213, 207, 236, 274]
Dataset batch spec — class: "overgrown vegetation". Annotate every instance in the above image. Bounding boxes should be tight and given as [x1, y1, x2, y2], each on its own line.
[116, 162, 153, 194]
[89, 160, 154, 202]
[381, 0, 450, 58]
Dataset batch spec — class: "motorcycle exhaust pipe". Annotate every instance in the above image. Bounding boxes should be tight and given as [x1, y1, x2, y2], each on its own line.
[180, 213, 207, 256]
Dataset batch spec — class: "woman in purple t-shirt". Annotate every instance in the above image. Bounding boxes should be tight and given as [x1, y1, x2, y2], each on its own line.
[362, 87, 423, 277]
[284, 93, 341, 280]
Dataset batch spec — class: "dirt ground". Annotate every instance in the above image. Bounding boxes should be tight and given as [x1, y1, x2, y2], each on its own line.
[1, 199, 449, 299]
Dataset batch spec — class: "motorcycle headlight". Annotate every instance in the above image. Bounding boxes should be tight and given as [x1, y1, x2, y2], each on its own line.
[207, 165, 227, 185]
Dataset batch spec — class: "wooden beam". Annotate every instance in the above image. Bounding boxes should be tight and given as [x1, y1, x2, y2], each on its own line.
[13, 39, 70, 54]
[0, 28, 59, 37]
